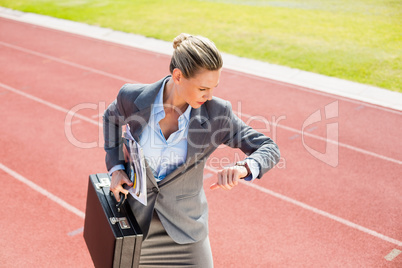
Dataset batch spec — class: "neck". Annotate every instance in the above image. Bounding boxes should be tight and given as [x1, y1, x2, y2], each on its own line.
[163, 78, 188, 113]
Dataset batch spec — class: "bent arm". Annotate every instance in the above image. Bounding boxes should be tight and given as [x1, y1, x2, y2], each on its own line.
[103, 91, 126, 172]
[221, 102, 280, 179]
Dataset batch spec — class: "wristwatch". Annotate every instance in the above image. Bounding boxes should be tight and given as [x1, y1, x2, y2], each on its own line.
[235, 161, 252, 179]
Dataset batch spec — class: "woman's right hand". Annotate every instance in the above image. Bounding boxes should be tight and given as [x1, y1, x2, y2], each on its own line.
[110, 170, 134, 202]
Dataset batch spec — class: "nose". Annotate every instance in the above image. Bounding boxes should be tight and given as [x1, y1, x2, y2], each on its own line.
[204, 90, 213, 101]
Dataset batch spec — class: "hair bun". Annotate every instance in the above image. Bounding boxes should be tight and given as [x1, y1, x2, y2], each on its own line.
[173, 33, 191, 49]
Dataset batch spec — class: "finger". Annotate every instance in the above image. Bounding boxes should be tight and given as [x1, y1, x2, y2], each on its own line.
[219, 169, 230, 190]
[223, 168, 236, 189]
[116, 171, 133, 187]
[212, 172, 224, 190]
[111, 171, 132, 190]
[210, 182, 228, 190]
[217, 171, 223, 189]
[111, 171, 123, 189]
[120, 186, 130, 196]
[123, 176, 134, 186]
[209, 183, 220, 190]
[233, 175, 238, 186]
[112, 188, 122, 202]
[228, 168, 236, 187]
[231, 168, 239, 186]
[113, 185, 130, 201]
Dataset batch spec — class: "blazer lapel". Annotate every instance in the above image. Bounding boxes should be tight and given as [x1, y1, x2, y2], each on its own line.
[126, 76, 211, 188]
[186, 104, 210, 164]
[127, 108, 152, 141]
[126, 77, 168, 141]
[125, 77, 167, 188]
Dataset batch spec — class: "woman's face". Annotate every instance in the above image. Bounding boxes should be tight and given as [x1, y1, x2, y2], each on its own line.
[175, 68, 221, 109]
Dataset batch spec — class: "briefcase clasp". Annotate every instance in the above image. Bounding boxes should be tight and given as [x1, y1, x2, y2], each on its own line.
[95, 178, 111, 189]
[110, 217, 131, 229]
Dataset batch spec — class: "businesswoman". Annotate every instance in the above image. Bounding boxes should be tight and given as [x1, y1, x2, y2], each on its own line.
[103, 33, 280, 267]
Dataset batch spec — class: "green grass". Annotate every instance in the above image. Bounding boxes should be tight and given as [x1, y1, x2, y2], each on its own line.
[1, 0, 401, 92]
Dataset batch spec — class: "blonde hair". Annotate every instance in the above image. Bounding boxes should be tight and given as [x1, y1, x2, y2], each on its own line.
[169, 33, 223, 78]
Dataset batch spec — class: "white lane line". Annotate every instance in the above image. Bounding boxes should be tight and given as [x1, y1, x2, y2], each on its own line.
[0, 82, 101, 127]
[0, 162, 85, 219]
[205, 165, 402, 247]
[231, 69, 402, 115]
[289, 134, 300, 140]
[2, 81, 401, 166]
[2, 81, 401, 247]
[355, 105, 365, 111]
[91, 114, 102, 118]
[2, 80, 401, 178]
[2, 36, 402, 117]
[203, 173, 214, 180]
[385, 249, 402, 261]
[0, 41, 138, 84]
[2, 11, 400, 112]
[7, 41, 397, 165]
[2, 38, 401, 114]
[2, 30, 400, 248]
[68, 227, 84, 236]
[236, 111, 402, 165]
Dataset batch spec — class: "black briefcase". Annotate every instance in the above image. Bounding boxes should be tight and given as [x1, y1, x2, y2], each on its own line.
[84, 173, 143, 268]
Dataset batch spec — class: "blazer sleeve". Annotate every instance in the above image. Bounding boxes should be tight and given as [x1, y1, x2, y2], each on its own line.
[221, 101, 280, 178]
[103, 86, 128, 171]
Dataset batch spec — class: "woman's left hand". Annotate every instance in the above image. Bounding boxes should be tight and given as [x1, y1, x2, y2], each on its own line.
[210, 165, 248, 190]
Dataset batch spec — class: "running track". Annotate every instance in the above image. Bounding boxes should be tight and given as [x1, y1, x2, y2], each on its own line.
[0, 17, 401, 267]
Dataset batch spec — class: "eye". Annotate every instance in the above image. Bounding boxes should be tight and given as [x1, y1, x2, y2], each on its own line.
[199, 88, 207, 91]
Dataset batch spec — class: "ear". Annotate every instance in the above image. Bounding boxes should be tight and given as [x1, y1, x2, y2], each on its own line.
[172, 68, 183, 84]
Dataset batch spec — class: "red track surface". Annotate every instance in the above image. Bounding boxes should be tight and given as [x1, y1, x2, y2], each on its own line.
[1, 18, 401, 267]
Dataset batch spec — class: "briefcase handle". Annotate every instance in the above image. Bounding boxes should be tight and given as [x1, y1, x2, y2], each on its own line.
[110, 191, 126, 212]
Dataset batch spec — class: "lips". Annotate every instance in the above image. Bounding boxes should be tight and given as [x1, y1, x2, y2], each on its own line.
[197, 102, 205, 106]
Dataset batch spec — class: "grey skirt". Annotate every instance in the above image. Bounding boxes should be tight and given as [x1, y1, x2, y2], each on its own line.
[139, 212, 213, 268]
